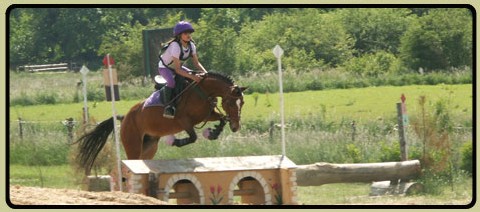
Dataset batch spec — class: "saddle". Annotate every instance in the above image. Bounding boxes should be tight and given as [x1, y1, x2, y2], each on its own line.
[154, 74, 187, 95]
[143, 75, 189, 109]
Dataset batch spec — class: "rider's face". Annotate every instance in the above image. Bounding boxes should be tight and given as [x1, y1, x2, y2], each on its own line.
[181, 32, 192, 42]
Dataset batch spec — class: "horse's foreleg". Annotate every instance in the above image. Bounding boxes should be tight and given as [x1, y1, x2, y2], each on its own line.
[203, 111, 226, 140]
[172, 128, 197, 147]
[204, 118, 226, 140]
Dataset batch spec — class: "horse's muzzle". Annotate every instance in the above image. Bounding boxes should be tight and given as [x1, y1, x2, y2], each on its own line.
[230, 121, 240, 132]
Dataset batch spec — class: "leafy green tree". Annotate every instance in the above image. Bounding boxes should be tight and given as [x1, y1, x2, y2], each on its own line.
[337, 8, 413, 55]
[235, 9, 354, 73]
[9, 8, 37, 66]
[195, 8, 242, 74]
[343, 51, 397, 77]
[400, 8, 472, 72]
[97, 11, 184, 80]
[9, 8, 106, 68]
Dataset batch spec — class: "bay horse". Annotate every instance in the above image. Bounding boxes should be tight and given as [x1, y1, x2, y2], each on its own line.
[75, 72, 247, 174]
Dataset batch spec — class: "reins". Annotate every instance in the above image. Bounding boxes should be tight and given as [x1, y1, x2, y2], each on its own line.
[163, 79, 199, 106]
[194, 97, 227, 129]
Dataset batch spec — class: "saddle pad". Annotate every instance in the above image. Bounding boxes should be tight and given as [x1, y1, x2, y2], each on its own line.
[143, 90, 165, 108]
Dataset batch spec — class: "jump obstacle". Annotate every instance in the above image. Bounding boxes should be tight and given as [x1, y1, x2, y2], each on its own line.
[104, 157, 422, 205]
[110, 155, 298, 205]
[102, 156, 422, 205]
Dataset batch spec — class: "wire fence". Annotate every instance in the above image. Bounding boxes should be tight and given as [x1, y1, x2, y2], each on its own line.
[12, 118, 82, 144]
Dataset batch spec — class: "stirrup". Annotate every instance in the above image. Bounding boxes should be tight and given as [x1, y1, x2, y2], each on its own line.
[163, 105, 176, 119]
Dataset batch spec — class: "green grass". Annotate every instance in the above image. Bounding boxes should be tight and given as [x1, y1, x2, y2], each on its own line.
[9, 164, 81, 189]
[297, 179, 472, 205]
[242, 84, 472, 122]
[8, 83, 473, 205]
[9, 84, 472, 124]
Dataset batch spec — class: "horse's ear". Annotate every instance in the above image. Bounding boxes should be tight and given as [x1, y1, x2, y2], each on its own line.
[240, 86, 248, 92]
[231, 86, 248, 95]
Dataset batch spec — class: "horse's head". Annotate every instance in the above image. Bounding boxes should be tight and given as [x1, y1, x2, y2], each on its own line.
[221, 85, 247, 132]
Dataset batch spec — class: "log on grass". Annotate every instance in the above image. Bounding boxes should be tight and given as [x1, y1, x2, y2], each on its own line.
[296, 160, 421, 186]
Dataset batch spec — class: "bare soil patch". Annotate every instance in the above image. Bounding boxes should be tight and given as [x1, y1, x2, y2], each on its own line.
[8, 185, 169, 205]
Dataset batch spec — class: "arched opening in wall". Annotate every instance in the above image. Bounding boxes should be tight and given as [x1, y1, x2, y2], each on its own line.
[234, 176, 265, 205]
[168, 179, 200, 205]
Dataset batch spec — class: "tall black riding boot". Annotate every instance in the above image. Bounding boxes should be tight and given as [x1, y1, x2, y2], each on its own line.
[163, 87, 176, 119]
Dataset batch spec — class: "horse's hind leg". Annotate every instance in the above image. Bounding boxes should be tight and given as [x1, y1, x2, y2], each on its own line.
[141, 135, 160, 159]
[120, 118, 144, 160]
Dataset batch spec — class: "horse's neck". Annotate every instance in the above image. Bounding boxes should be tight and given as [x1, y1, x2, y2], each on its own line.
[201, 78, 230, 97]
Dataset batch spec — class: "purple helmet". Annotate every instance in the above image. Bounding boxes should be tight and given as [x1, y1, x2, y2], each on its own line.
[173, 21, 195, 36]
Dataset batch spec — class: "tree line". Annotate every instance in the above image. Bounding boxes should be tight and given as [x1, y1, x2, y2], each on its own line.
[9, 7, 473, 78]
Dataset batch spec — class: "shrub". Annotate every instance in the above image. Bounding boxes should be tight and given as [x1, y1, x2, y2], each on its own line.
[10, 94, 36, 106]
[346, 143, 361, 163]
[343, 51, 397, 77]
[379, 141, 401, 162]
[35, 92, 58, 105]
[10, 138, 70, 166]
[460, 141, 473, 175]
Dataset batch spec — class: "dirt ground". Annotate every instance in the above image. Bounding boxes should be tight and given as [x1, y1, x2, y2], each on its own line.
[8, 185, 169, 205]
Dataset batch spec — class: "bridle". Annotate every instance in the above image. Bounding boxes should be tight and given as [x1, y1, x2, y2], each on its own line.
[194, 86, 243, 129]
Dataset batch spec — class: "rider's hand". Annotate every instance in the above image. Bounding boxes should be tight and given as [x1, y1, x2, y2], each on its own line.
[192, 75, 203, 83]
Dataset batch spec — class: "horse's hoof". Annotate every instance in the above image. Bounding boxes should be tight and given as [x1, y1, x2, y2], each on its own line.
[203, 128, 211, 139]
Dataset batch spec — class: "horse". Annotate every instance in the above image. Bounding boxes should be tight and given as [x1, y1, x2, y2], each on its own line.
[75, 72, 247, 174]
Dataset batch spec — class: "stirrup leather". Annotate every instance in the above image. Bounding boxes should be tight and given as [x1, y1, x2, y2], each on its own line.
[163, 105, 176, 119]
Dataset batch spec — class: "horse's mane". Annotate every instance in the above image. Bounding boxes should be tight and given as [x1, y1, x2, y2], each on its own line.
[206, 72, 234, 85]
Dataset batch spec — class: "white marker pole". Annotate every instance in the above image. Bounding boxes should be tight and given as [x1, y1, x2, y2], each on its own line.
[273, 45, 286, 157]
[79, 65, 89, 124]
[106, 54, 122, 191]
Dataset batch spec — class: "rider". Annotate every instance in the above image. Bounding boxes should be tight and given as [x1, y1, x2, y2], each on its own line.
[158, 21, 207, 119]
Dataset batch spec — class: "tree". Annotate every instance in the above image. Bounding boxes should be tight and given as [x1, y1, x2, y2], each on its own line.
[337, 8, 413, 55]
[9, 8, 106, 69]
[194, 8, 242, 74]
[9, 8, 37, 67]
[399, 8, 472, 72]
[235, 9, 354, 73]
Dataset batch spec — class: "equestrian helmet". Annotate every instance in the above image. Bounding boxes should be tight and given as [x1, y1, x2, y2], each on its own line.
[174, 21, 195, 36]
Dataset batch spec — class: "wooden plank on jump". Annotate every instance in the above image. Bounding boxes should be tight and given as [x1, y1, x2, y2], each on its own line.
[24, 63, 68, 69]
[296, 160, 421, 186]
[30, 67, 68, 72]
[24, 63, 69, 72]
[122, 155, 297, 174]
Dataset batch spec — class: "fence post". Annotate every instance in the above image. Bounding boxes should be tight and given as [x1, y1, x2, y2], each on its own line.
[396, 95, 408, 161]
[351, 120, 356, 142]
[269, 121, 274, 142]
[63, 118, 75, 144]
[18, 117, 23, 140]
[396, 94, 409, 186]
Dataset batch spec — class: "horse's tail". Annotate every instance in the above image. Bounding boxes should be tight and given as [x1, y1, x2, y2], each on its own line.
[75, 116, 120, 175]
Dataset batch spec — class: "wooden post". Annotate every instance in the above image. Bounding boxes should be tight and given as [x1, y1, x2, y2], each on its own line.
[18, 117, 23, 140]
[351, 120, 356, 142]
[64, 118, 75, 144]
[82, 107, 87, 125]
[397, 94, 408, 161]
[269, 121, 274, 142]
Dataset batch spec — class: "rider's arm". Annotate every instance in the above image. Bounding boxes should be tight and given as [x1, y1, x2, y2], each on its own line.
[172, 57, 202, 83]
[192, 54, 207, 73]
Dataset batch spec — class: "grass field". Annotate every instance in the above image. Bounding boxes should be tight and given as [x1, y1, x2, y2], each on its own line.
[9, 84, 472, 124]
[8, 83, 473, 205]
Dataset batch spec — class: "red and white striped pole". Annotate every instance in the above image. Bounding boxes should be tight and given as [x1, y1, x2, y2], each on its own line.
[103, 54, 122, 191]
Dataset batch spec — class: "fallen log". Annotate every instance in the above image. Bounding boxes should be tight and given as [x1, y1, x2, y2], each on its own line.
[296, 160, 421, 186]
